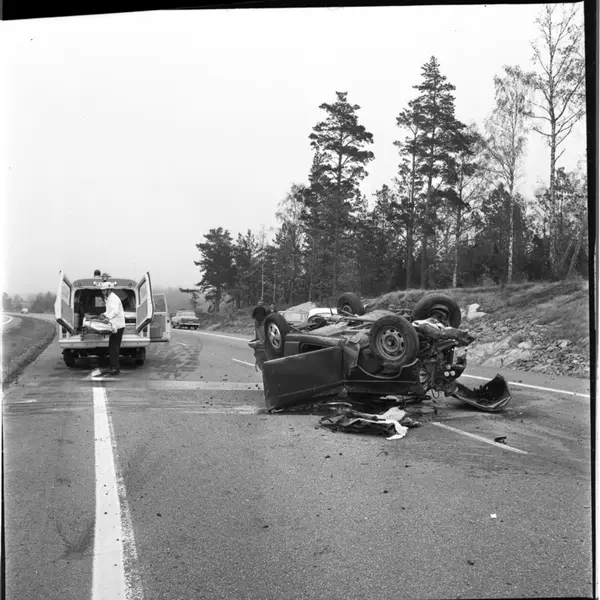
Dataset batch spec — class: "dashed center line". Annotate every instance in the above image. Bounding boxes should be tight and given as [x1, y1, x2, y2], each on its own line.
[432, 422, 528, 454]
[233, 358, 255, 367]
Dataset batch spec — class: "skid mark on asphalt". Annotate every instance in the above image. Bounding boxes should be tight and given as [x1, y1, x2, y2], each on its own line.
[194, 330, 251, 342]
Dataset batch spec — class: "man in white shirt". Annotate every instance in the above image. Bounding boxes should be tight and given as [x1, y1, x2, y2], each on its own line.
[99, 283, 126, 376]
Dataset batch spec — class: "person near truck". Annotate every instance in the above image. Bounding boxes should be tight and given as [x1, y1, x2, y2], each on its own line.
[99, 283, 125, 376]
[251, 299, 267, 342]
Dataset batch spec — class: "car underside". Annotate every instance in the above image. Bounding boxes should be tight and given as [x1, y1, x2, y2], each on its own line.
[250, 292, 512, 413]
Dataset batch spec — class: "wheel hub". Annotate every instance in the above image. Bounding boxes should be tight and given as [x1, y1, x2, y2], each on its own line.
[268, 323, 282, 349]
[378, 328, 405, 359]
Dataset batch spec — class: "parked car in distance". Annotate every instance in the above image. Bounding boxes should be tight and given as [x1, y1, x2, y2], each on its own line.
[20, 308, 29, 314]
[171, 310, 201, 330]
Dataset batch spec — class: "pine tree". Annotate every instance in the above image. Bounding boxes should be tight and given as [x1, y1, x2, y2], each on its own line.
[308, 91, 374, 297]
[411, 57, 466, 288]
[193, 227, 236, 312]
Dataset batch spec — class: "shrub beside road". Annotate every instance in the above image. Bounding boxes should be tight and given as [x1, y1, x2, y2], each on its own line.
[2, 315, 56, 387]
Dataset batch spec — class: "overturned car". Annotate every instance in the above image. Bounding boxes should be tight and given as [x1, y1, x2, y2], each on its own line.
[250, 292, 512, 413]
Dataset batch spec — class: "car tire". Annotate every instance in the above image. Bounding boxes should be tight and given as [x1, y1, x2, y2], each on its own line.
[63, 350, 76, 367]
[337, 292, 365, 316]
[412, 293, 461, 327]
[264, 313, 290, 360]
[368, 315, 419, 369]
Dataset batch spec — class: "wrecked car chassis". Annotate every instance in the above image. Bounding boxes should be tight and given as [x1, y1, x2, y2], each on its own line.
[251, 294, 512, 414]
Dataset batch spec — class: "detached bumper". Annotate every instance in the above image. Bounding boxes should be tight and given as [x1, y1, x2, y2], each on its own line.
[59, 334, 151, 350]
[451, 374, 513, 412]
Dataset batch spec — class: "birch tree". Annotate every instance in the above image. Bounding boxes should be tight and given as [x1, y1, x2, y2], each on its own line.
[530, 3, 586, 277]
[485, 65, 533, 284]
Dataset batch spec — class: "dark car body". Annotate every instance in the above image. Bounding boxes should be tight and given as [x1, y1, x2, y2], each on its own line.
[251, 294, 512, 413]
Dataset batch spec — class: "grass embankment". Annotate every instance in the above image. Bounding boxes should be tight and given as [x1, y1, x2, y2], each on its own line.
[2, 316, 57, 387]
[372, 280, 591, 350]
[197, 280, 591, 378]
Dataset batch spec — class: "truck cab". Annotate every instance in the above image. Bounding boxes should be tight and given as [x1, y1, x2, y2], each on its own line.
[54, 271, 154, 367]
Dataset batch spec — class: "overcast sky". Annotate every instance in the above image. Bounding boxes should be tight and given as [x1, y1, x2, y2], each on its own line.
[0, 4, 588, 296]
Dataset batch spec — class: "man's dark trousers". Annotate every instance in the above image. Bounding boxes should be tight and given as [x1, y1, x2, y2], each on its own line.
[109, 327, 125, 371]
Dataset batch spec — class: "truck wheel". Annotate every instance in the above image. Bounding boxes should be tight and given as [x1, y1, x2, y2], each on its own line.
[135, 348, 146, 366]
[63, 350, 76, 367]
[369, 315, 419, 369]
[264, 313, 290, 360]
[337, 292, 365, 316]
[412, 293, 461, 327]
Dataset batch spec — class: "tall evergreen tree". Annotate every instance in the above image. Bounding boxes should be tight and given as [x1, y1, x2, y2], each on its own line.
[232, 230, 260, 306]
[308, 91, 374, 297]
[410, 57, 466, 288]
[394, 103, 425, 289]
[193, 227, 236, 312]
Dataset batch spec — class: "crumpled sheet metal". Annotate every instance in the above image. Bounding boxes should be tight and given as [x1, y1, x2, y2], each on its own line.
[262, 346, 345, 411]
[319, 406, 421, 440]
[451, 374, 512, 412]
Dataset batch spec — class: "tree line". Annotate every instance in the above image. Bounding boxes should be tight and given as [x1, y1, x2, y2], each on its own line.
[2, 292, 57, 313]
[188, 4, 587, 311]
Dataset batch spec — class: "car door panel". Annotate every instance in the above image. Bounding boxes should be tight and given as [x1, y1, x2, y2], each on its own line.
[54, 271, 75, 334]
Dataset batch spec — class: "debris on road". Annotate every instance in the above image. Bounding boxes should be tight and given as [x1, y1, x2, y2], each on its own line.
[319, 406, 421, 440]
[494, 436, 507, 444]
[490, 513, 497, 519]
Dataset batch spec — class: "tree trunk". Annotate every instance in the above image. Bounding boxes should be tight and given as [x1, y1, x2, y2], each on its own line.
[452, 206, 462, 288]
[406, 226, 413, 289]
[421, 181, 431, 289]
[507, 197, 514, 284]
[567, 215, 586, 278]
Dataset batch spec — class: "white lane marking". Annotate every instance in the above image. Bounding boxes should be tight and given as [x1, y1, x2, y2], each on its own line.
[92, 386, 126, 600]
[460, 374, 590, 399]
[2, 315, 13, 325]
[195, 330, 251, 342]
[233, 358, 255, 367]
[432, 422, 528, 455]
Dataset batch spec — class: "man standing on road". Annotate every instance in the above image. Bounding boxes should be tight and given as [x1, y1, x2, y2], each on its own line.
[268, 303, 277, 315]
[251, 299, 267, 342]
[99, 283, 125, 376]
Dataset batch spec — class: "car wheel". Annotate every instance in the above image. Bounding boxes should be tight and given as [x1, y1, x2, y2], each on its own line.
[63, 350, 76, 367]
[337, 292, 365, 316]
[369, 315, 419, 369]
[412, 293, 461, 327]
[264, 313, 290, 360]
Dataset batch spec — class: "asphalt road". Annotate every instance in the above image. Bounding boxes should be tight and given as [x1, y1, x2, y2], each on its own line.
[3, 323, 594, 600]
